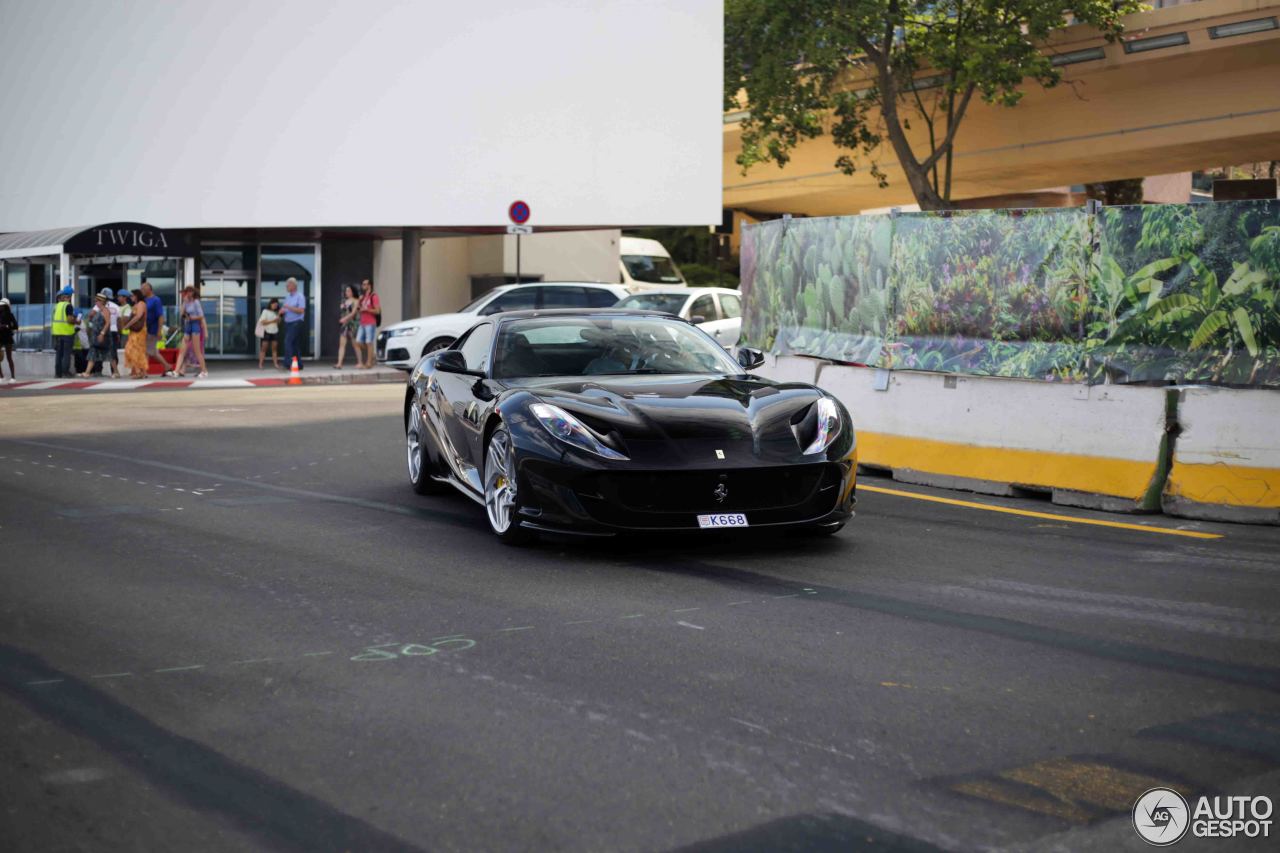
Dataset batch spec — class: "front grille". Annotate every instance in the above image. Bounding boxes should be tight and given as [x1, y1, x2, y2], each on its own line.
[522, 461, 846, 529]
[604, 467, 828, 513]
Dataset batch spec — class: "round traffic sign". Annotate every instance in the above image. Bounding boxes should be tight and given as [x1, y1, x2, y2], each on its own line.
[508, 200, 530, 225]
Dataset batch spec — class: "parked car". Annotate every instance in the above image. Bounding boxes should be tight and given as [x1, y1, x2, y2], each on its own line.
[378, 282, 629, 368]
[613, 287, 743, 348]
[618, 236, 687, 289]
[402, 309, 856, 544]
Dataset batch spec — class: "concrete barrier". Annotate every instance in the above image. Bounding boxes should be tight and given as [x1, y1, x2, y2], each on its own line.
[759, 353, 823, 386]
[1163, 387, 1280, 524]
[789, 364, 1172, 512]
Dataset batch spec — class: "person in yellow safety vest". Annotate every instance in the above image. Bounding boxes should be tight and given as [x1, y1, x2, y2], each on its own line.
[51, 286, 79, 378]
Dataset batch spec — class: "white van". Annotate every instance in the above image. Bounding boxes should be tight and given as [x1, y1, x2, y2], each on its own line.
[619, 236, 687, 289]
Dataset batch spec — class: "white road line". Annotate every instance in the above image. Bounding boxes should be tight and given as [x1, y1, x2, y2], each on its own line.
[302, 651, 334, 657]
[677, 621, 705, 630]
[230, 658, 275, 665]
[673, 607, 701, 613]
[564, 619, 599, 625]
[620, 614, 644, 619]
[90, 672, 133, 679]
[498, 626, 534, 633]
[153, 664, 204, 673]
[727, 600, 751, 606]
[26, 679, 64, 686]
[730, 717, 770, 733]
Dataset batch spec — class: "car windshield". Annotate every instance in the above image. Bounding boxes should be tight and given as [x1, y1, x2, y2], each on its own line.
[493, 316, 739, 379]
[457, 289, 507, 313]
[614, 293, 688, 315]
[622, 255, 683, 284]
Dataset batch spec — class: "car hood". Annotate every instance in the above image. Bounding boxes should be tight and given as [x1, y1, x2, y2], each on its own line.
[508, 374, 828, 465]
[384, 313, 470, 334]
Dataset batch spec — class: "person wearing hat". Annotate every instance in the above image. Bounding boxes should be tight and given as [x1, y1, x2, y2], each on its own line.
[89, 287, 122, 378]
[51, 286, 80, 378]
[79, 292, 114, 378]
[0, 297, 17, 382]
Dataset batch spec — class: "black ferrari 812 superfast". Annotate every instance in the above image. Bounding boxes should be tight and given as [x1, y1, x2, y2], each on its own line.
[403, 309, 857, 544]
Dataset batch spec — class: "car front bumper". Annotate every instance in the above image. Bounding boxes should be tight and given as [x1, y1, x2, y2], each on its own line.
[513, 456, 856, 535]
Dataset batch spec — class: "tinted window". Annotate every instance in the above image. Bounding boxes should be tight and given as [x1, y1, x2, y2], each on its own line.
[586, 287, 620, 307]
[458, 323, 494, 371]
[616, 293, 687, 314]
[689, 295, 716, 322]
[719, 293, 741, 319]
[482, 288, 537, 315]
[540, 287, 588, 308]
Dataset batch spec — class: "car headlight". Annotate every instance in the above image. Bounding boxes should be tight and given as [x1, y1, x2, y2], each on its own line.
[387, 326, 419, 338]
[802, 397, 841, 455]
[529, 403, 628, 460]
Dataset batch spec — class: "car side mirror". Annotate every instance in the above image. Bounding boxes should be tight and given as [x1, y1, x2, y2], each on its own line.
[736, 347, 766, 370]
[435, 349, 484, 377]
[690, 315, 707, 324]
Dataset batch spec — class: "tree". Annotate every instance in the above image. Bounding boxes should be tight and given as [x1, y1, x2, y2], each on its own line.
[725, 0, 1142, 210]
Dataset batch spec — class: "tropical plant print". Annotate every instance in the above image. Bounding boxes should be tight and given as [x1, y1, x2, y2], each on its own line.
[738, 200, 1280, 387]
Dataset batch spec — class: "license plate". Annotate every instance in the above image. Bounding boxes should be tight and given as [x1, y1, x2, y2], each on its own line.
[697, 513, 748, 529]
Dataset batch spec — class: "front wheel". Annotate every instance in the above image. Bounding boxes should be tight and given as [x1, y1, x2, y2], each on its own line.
[483, 425, 536, 545]
[422, 337, 454, 357]
[407, 401, 447, 495]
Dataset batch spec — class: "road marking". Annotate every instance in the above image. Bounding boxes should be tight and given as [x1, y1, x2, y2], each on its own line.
[673, 607, 701, 613]
[858, 483, 1223, 539]
[154, 664, 204, 673]
[677, 621, 705, 630]
[620, 613, 644, 619]
[302, 651, 334, 657]
[727, 600, 751, 606]
[498, 626, 534, 633]
[26, 678, 65, 686]
[91, 672, 133, 679]
[230, 658, 276, 665]
[564, 619, 599, 625]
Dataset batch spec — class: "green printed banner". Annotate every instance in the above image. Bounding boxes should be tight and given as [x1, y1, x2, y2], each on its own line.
[738, 199, 1280, 387]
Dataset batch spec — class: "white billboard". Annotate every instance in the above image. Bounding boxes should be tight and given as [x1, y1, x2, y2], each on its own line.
[0, 0, 722, 231]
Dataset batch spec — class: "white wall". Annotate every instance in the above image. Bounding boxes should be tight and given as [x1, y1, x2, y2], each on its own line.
[0, 0, 722, 230]
[419, 238, 473, 317]
[502, 230, 621, 284]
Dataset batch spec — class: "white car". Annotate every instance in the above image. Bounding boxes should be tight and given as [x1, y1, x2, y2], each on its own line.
[378, 282, 629, 368]
[613, 287, 743, 348]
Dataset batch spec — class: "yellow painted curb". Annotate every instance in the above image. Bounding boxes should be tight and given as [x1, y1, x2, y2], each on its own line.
[859, 432, 1156, 500]
[1166, 461, 1280, 509]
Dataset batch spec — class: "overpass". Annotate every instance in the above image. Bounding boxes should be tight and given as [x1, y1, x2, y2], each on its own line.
[723, 0, 1280, 215]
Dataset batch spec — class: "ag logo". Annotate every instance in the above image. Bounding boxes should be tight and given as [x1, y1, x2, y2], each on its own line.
[1133, 788, 1190, 846]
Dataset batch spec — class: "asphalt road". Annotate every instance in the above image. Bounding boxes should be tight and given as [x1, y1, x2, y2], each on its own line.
[2, 385, 1278, 852]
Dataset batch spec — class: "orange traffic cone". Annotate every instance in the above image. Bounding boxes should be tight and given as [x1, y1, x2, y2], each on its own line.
[288, 356, 302, 385]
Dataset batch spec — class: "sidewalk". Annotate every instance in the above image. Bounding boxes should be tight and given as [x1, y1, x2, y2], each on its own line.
[0, 359, 405, 394]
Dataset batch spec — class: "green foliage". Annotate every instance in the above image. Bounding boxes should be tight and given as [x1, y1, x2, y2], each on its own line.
[725, 0, 1140, 209]
[737, 200, 1280, 387]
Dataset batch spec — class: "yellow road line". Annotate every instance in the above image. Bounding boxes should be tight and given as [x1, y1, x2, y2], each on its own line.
[858, 483, 1223, 540]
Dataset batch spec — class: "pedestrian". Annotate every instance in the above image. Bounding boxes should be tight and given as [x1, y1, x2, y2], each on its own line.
[280, 277, 306, 369]
[0, 297, 17, 382]
[51, 286, 79, 378]
[256, 298, 282, 369]
[93, 287, 121, 378]
[117, 288, 132, 355]
[172, 284, 209, 378]
[80, 293, 112, 378]
[334, 284, 360, 368]
[123, 289, 149, 379]
[141, 280, 169, 376]
[355, 278, 381, 369]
